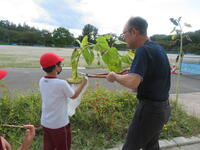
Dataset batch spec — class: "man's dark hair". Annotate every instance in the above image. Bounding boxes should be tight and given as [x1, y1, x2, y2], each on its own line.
[43, 62, 61, 73]
[127, 17, 148, 35]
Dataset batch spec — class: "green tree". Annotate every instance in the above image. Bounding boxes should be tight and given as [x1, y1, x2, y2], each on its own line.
[53, 27, 75, 47]
[41, 30, 53, 46]
[81, 24, 98, 44]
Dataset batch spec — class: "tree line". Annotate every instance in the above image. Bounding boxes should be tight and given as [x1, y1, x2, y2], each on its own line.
[150, 30, 200, 54]
[0, 20, 200, 54]
[0, 20, 98, 47]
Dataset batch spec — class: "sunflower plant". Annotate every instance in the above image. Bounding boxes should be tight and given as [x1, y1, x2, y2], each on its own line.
[68, 35, 134, 83]
[169, 17, 192, 106]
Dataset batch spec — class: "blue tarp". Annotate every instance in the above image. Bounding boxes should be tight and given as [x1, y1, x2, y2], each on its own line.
[181, 62, 200, 74]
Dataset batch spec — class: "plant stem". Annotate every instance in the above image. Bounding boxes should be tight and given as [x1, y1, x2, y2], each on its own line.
[175, 23, 183, 109]
[73, 53, 80, 80]
[0, 124, 41, 130]
[1, 124, 23, 128]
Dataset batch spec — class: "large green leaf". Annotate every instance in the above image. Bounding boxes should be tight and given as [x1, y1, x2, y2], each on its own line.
[95, 36, 110, 53]
[120, 50, 134, 64]
[71, 48, 81, 79]
[76, 39, 81, 47]
[109, 47, 120, 62]
[81, 48, 94, 65]
[102, 47, 122, 72]
[128, 50, 135, 59]
[121, 55, 131, 64]
[81, 36, 88, 47]
[102, 51, 110, 65]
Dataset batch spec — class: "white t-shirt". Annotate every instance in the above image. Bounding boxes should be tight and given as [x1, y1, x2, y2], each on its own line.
[39, 77, 75, 129]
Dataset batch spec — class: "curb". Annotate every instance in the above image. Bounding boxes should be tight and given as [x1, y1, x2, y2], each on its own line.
[160, 135, 200, 149]
[106, 135, 200, 150]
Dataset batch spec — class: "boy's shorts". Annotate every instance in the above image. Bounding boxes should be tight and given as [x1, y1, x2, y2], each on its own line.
[42, 124, 71, 150]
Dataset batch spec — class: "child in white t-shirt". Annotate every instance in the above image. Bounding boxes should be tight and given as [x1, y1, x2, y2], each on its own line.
[39, 52, 87, 150]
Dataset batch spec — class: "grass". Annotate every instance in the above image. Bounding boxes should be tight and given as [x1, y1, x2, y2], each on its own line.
[0, 45, 131, 69]
[0, 53, 71, 68]
[0, 46, 102, 68]
[0, 45, 73, 68]
[1, 84, 200, 150]
[0, 45, 183, 69]
[160, 102, 200, 139]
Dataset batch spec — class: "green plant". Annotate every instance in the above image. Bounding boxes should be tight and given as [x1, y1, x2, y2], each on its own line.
[69, 35, 134, 83]
[169, 17, 192, 107]
[68, 36, 94, 83]
[1, 87, 200, 149]
[94, 35, 134, 72]
[160, 101, 199, 139]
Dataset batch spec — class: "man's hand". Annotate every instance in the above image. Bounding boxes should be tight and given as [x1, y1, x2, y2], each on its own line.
[17, 125, 35, 150]
[0, 136, 11, 150]
[106, 72, 116, 82]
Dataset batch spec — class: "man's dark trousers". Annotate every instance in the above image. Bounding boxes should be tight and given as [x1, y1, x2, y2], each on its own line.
[122, 100, 171, 150]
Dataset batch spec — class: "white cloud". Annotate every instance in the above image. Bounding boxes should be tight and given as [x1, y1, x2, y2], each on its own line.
[0, 0, 54, 29]
[28, 22, 57, 31]
[69, 28, 82, 37]
[0, 0, 199, 36]
[67, 0, 200, 36]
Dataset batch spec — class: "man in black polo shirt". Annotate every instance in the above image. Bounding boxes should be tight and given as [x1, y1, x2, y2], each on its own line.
[106, 17, 171, 150]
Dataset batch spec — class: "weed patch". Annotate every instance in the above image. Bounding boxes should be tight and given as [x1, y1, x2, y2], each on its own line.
[1, 86, 200, 149]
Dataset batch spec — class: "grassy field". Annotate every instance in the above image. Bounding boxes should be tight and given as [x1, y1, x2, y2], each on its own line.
[0, 45, 199, 69]
[0, 45, 74, 68]
[0, 45, 125, 69]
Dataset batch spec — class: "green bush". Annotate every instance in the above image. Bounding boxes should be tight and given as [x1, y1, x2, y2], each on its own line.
[160, 101, 200, 139]
[1, 85, 200, 150]
[0, 93, 42, 149]
[71, 86, 137, 149]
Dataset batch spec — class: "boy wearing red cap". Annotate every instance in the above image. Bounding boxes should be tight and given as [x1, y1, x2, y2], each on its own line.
[0, 70, 7, 81]
[0, 70, 35, 150]
[39, 52, 87, 150]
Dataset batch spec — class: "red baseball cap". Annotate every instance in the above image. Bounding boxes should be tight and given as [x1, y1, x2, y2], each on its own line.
[40, 52, 64, 69]
[0, 69, 8, 80]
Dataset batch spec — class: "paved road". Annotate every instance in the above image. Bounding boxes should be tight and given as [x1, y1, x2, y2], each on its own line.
[1, 68, 200, 95]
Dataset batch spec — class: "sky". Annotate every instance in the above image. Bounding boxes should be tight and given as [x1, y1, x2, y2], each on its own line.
[0, 0, 199, 37]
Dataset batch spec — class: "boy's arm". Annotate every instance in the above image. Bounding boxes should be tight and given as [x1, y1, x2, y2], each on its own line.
[70, 77, 87, 99]
[17, 125, 35, 150]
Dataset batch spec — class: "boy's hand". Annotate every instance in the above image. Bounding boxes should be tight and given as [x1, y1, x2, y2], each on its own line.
[0, 136, 11, 150]
[71, 76, 88, 99]
[17, 125, 35, 150]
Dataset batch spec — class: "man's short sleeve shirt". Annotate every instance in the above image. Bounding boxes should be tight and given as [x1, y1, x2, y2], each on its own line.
[129, 41, 171, 101]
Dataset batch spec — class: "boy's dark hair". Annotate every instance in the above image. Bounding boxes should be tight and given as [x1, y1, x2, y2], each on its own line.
[43, 62, 61, 73]
[127, 16, 148, 35]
